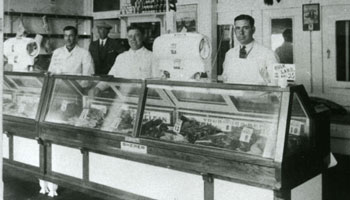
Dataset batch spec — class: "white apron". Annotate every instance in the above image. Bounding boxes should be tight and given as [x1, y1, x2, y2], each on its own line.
[224, 57, 266, 85]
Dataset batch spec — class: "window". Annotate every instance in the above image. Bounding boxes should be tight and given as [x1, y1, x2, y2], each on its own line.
[217, 25, 233, 76]
[271, 18, 293, 64]
[336, 20, 350, 81]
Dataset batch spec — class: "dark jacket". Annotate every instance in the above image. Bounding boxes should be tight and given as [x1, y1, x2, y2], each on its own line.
[89, 38, 120, 75]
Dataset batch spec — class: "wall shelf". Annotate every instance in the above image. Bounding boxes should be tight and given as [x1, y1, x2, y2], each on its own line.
[4, 11, 93, 20]
[4, 33, 91, 39]
[119, 12, 166, 18]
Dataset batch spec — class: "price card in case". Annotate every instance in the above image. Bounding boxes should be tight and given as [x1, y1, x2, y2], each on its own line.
[239, 127, 254, 143]
[60, 100, 68, 111]
[111, 117, 122, 129]
[289, 120, 303, 136]
[173, 119, 183, 134]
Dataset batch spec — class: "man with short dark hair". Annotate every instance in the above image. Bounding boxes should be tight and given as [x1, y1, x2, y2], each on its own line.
[89, 22, 120, 75]
[222, 14, 279, 85]
[106, 25, 154, 79]
[48, 26, 94, 75]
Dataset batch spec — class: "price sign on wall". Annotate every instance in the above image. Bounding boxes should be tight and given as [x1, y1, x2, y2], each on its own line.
[273, 64, 296, 81]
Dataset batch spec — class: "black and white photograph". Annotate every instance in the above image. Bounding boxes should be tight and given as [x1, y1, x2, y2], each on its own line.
[0, 0, 350, 200]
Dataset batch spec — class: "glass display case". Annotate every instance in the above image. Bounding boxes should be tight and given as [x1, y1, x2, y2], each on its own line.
[139, 81, 312, 160]
[2, 72, 48, 176]
[43, 75, 144, 136]
[3, 72, 46, 119]
[3, 73, 329, 200]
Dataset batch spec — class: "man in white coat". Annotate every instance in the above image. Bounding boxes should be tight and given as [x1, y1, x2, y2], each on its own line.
[48, 26, 94, 75]
[222, 15, 279, 85]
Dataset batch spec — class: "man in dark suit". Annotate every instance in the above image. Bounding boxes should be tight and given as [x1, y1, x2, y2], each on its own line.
[89, 22, 119, 75]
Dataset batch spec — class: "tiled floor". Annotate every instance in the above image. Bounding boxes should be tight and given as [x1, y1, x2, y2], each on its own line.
[3, 154, 350, 200]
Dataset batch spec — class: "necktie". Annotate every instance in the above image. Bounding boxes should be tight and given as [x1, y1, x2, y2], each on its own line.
[239, 45, 247, 58]
[100, 40, 105, 47]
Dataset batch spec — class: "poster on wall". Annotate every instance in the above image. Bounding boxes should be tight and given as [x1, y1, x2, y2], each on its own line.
[302, 3, 320, 31]
[176, 4, 197, 33]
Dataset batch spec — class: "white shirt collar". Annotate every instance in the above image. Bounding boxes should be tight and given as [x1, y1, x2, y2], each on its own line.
[129, 46, 146, 53]
[240, 40, 254, 52]
[65, 45, 77, 53]
[100, 38, 107, 45]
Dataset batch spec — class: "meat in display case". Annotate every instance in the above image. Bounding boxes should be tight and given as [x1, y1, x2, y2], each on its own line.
[43, 76, 143, 136]
[3, 72, 46, 119]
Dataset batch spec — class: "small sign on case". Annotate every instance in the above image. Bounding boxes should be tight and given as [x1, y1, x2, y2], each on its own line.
[121, 142, 147, 154]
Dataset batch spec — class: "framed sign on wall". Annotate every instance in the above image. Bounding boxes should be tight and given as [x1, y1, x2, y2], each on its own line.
[302, 3, 320, 31]
[176, 4, 197, 32]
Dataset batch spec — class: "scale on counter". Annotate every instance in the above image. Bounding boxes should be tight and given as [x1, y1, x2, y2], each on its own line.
[4, 35, 42, 72]
[153, 33, 211, 81]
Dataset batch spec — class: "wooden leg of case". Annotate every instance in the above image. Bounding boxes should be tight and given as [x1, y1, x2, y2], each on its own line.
[203, 174, 214, 200]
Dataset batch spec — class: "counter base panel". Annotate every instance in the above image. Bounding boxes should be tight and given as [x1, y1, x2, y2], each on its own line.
[89, 152, 204, 200]
[51, 144, 83, 179]
[13, 136, 40, 167]
[214, 174, 322, 200]
[215, 179, 274, 200]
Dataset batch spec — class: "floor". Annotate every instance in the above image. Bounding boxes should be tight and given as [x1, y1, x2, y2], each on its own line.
[3, 154, 350, 200]
[3, 171, 104, 200]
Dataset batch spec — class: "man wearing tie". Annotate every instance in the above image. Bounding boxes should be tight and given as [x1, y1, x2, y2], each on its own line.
[222, 15, 279, 85]
[89, 22, 119, 75]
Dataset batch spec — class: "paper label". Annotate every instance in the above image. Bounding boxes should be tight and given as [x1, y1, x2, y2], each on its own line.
[239, 127, 254, 143]
[182, 114, 265, 133]
[60, 100, 68, 111]
[121, 142, 147, 154]
[170, 43, 177, 54]
[273, 64, 296, 81]
[111, 117, 122, 129]
[173, 119, 183, 134]
[173, 59, 182, 70]
[289, 120, 303, 136]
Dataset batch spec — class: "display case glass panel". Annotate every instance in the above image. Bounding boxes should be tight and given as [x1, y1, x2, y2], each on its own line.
[140, 84, 283, 159]
[44, 78, 142, 136]
[3, 74, 45, 119]
[287, 93, 310, 154]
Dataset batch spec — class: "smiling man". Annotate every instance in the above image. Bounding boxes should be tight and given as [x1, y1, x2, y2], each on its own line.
[106, 25, 154, 79]
[221, 15, 279, 85]
[48, 26, 94, 75]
